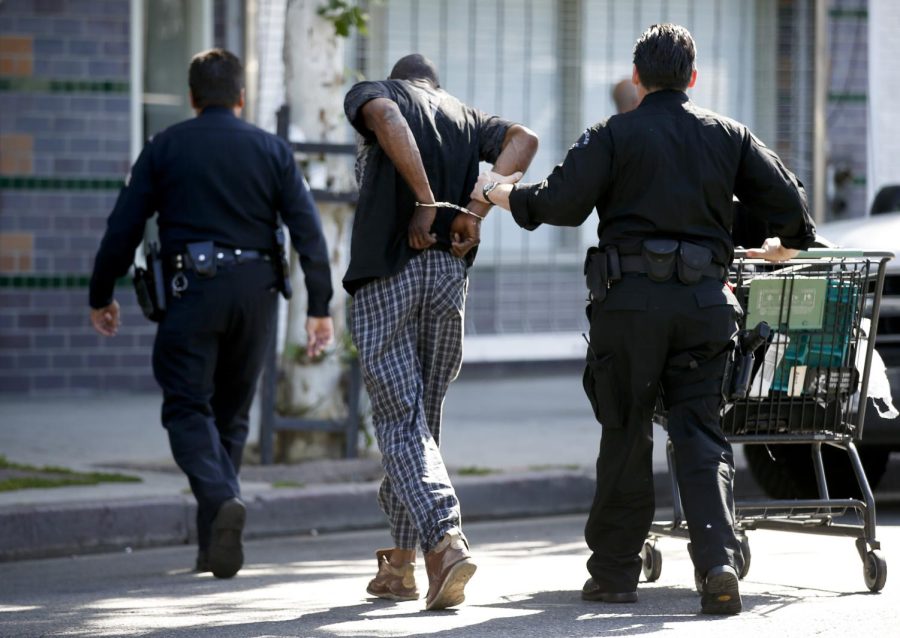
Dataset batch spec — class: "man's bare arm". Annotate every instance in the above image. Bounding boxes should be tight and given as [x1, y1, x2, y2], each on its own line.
[451, 125, 539, 257]
[360, 98, 437, 249]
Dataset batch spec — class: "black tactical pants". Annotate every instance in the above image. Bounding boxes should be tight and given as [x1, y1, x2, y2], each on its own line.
[152, 260, 278, 549]
[582, 274, 744, 592]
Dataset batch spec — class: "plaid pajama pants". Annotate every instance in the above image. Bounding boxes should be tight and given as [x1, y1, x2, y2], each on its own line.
[350, 249, 468, 552]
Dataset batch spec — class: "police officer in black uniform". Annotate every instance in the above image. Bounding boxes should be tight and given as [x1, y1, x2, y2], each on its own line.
[89, 49, 334, 578]
[473, 24, 815, 614]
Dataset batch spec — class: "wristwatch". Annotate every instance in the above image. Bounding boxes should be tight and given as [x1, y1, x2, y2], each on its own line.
[482, 181, 499, 205]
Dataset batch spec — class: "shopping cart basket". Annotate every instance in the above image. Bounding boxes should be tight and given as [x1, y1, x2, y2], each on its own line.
[643, 249, 894, 593]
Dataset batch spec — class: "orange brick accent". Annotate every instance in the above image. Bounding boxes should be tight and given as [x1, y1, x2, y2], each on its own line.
[0, 35, 33, 78]
[0, 134, 34, 175]
[0, 233, 34, 274]
[0, 36, 31, 53]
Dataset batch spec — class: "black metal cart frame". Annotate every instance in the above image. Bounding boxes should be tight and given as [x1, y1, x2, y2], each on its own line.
[644, 248, 894, 594]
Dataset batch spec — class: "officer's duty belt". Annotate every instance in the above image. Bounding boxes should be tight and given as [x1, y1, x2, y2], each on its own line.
[618, 255, 726, 281]
[173, 247, 271, 272]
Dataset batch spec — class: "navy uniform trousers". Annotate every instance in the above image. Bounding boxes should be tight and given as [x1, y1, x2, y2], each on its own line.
[152, 260, 278, 549]
[582, 273, 745, 592]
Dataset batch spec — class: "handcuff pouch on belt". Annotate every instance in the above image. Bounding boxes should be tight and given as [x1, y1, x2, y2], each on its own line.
[132, 241, 166, 322]
[186, 241, 217, 278]
[678, 241, 713, 285]
[641, 239, 679, 282]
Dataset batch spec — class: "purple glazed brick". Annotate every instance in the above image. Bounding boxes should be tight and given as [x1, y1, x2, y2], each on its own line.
[70, 374, 102, 390]
[33, 37, 65, 55]
[18, 353, 51, 369]
[87, 59, 128, 78]
[102, 39, 128, 56]
[51, 312, 86, 329]
[34, 136, 67, 153]
[0, 374, 31, 393]
[33, 374, 66, 391]
[103, 97, 130, 114]
[0, 292, 31, 309]
[34, 334, 66, 348]
[68, 39, 100, 56]
[0, 334, 31, 349]
[68, 333, 102, 348]
[17, 313, 50, 329]
[51, 116, 87, 134]
[53, 215, 87, 231]
[53, 157, 85, 174]
[51, 18, 84, 36]
[69, 138, 102, 153]
[84, 18, 128, 38]
[35, 0, 67, 14]
[51, 353, 83, 368]
[14, 17, 56, 36]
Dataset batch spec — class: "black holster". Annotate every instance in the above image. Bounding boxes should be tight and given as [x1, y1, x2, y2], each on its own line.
[132, 241, 166, 322]
[274, 227, 293, 300]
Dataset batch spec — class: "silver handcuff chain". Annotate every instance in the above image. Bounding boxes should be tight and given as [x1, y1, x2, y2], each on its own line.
[414, 201, 485, 220]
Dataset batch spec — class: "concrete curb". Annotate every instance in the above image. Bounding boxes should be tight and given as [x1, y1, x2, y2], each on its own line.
[0, 470, 601, 562]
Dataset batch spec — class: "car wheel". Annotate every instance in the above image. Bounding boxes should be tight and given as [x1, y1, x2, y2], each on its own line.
[744, 444, 890, 499]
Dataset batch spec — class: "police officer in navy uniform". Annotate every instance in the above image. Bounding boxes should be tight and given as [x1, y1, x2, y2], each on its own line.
[473, 24, 815, 614]
[89, 49, 334, 578]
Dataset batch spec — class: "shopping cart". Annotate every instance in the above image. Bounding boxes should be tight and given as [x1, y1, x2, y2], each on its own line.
[643, 248, 894, 593]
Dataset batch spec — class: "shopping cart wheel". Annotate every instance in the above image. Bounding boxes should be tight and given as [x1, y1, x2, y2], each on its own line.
[739, 535, 751, 579]
[863, 549, 887, 592]
[641, 541, 663, 582]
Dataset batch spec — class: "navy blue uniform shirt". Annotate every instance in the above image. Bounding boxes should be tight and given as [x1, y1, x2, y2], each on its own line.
[89, 106, 333, 316]
[509, 90, 816, 264]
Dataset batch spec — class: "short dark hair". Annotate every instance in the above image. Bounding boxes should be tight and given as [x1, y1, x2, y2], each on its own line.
[389, 54, 440, 87]
[632, 24, 696, 91]
[188, 48, 244, 109]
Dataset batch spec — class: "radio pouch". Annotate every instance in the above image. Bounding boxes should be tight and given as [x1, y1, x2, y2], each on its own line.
[584, 246, 607, 302]
[642, 239, 679, 282]
[678, 241, 713, 285]
[186, 241, 217, 278]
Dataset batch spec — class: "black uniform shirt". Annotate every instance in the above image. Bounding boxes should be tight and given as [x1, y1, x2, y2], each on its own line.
[89, 106, 333, 316]
[509, 90, 816, 263]
[343, 79, 512, 294]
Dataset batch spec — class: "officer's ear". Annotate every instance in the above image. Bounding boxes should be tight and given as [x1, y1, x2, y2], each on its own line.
[233, 89, 245, 117]
[687, 69, 698, 89]
[189, 89, 200, 113]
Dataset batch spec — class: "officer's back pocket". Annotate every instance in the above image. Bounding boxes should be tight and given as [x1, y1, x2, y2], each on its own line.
[583, 349, 624, 429]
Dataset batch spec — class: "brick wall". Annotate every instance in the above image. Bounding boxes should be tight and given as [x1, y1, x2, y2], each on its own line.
[0, 0, 156, 394]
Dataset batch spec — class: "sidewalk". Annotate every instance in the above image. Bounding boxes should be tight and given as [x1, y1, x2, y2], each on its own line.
[0, 365, 761, 561]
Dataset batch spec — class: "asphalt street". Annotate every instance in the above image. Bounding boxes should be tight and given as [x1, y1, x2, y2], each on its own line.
[1, 509, 897, 638]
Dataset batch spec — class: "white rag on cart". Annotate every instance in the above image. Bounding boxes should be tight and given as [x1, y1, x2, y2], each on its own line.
[855, 318, 899, 419]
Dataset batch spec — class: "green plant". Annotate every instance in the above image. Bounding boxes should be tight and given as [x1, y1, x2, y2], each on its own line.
[0, 456, 141, 492]
[317, 0, 369, 37]
[455, 466, 497, 477]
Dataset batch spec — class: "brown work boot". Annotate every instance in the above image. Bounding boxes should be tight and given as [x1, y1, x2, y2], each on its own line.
[366, 549, 419, 601]
[424, 531, 477, 610]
